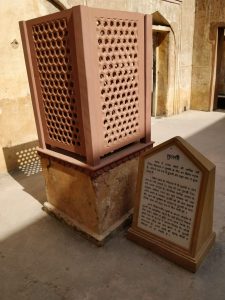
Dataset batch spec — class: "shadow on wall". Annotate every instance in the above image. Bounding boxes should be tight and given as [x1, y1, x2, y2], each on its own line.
[2, 140, 46, 205]
[3, 140, 42, 175]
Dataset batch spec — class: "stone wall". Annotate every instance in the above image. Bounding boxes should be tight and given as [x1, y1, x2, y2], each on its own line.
[180, 0, 196, 111]
[191, 0, 225, 111]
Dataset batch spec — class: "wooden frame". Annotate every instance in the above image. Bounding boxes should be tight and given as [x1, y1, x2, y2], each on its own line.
[127, 136, 216, 272]
[20, 5, 152, 166]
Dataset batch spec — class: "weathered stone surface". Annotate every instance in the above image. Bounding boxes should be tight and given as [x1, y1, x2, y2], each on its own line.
[41, 156, 138, 242]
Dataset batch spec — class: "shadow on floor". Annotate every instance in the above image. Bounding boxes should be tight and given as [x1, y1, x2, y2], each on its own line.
[0, 214, 225, 300]
[185, 114, 225, 163]
[9, 170, 47, 205]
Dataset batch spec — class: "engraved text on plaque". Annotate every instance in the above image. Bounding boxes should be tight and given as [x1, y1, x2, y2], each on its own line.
[138, 145, 202, 249]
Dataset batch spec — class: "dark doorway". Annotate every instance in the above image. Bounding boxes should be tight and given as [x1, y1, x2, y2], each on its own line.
[152, 27, 170, 116]
[213, 28, 225, 110]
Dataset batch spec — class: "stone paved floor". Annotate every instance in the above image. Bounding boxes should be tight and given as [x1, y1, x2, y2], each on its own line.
[0, 110, 225, 300]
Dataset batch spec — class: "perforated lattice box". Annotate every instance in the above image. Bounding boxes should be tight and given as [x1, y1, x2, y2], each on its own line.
[20, 6, 152, 165]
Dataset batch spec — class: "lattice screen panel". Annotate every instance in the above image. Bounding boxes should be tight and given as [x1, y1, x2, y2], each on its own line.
[20, 6, 151, 165]
[96, 17, 140, 147]
[32, 18, 82, 148]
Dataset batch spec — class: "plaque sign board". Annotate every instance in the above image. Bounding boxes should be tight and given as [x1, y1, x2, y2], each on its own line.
[127, 136, 216, 272]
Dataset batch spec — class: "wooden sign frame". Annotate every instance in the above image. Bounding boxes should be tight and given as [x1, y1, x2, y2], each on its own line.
[127, 136, 216, 272]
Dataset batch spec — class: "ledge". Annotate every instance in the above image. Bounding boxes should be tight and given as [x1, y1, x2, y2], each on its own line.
[38, 141, 154, 178]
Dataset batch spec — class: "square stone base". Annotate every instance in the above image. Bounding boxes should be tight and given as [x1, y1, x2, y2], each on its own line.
[43, 202, 132, 246]
[40, 154, 141, 244]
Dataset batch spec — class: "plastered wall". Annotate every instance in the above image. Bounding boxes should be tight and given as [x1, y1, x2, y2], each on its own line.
[180, 0, 196, 111]
[0, 0, 58, 172]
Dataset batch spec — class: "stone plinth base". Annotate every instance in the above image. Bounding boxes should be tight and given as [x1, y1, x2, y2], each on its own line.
[43, 202, 132, 246]
[39, 143, 153, 244]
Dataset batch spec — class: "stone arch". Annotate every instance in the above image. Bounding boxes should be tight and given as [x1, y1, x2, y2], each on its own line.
[152, 11, 170, 26]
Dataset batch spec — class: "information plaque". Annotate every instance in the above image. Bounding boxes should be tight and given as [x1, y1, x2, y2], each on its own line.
[127, 136, 216, 272]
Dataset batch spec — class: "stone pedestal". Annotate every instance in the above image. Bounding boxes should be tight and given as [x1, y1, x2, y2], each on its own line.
[39, 143, 153, 245]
